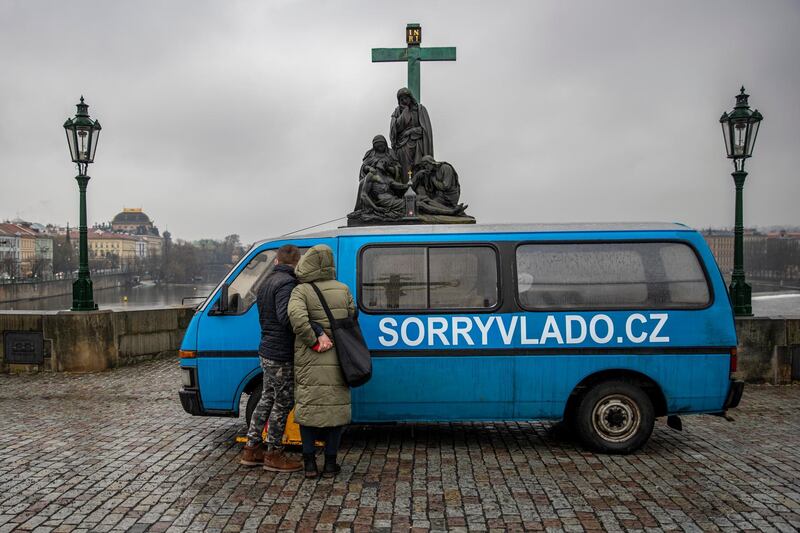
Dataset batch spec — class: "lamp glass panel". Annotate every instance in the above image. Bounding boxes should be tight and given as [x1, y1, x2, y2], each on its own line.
[76, 126, 91, 162]
[732, 119, 748, 157]
[721, 122, 732, 157]
[88, 128, 100, 162]
[65, 128, 78, 162]
[746, 119, 760, 156]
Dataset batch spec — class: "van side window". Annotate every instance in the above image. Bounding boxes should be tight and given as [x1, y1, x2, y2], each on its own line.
[362, 247, 427, 310]
[228, 249, 278, 312]
[361, 246, 498, 311]
[516, 242, 710, 310]
[429, 247, 498, 309]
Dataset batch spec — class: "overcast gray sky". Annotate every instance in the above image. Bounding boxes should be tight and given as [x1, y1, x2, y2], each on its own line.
[1, 0, 798, 244]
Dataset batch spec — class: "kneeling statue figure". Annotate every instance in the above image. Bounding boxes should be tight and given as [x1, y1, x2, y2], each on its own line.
[412, 156, 468, 216]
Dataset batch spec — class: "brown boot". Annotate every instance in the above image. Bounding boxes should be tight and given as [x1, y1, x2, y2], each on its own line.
[239, 443, 265, 466]
[263, 448, 303, 472]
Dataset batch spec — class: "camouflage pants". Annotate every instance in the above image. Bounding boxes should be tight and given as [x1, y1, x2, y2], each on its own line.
[246, 358, 294, 448]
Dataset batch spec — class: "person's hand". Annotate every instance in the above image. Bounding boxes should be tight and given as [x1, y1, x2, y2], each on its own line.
[317, 333, 333, 351]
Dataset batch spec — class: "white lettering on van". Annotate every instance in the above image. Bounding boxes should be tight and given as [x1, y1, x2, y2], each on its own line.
[495, 315, 519, 345]
[589, 314, 614, 344]
[452, 316, 475, 346]
[428, 317, 450, 346]
[376, 313, 672, 349]
[539, 315, 564, 344]
[473, 316, 495, 345]
[625, 313, 647, 343]
[519, 316, 539, 345]
[565, 315, 587, 344]
[378, 317, 398, 347]
[401, 317, 425, 346]
[649, 313, 670, 342]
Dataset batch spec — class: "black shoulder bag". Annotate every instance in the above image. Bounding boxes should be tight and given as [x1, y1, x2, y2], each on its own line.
[309, 282, 372, 388]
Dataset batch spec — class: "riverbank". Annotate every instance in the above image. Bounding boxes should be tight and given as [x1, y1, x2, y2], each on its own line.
[0, 282, 216, 311]
[0, 273, 133, 305]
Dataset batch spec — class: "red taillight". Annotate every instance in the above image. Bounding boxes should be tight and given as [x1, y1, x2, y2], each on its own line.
[179, 350, 196, 359]
[730, 348, 738, 373]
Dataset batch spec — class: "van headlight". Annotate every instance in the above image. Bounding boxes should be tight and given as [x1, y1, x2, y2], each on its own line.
[181, 368, 194, 388]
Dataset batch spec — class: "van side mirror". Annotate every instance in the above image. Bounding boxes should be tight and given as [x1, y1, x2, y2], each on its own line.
[210, 283, 230, 315]
[229, 292, 241, 314]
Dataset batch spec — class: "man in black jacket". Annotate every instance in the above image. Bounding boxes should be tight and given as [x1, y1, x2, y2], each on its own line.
[240, 244, 331, 471]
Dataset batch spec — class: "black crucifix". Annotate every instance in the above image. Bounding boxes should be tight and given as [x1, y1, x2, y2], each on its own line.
[372, 23, 456, 103]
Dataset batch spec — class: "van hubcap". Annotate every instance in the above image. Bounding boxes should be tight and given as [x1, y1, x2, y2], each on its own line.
[592, 394, 640, 443]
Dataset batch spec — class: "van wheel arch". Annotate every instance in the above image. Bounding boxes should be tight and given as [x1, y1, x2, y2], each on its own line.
[563, 369, 668, 424]
[243, 376, 262, 425]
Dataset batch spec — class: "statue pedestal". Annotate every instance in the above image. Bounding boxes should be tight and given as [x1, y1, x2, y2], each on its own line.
[346, 213, 475, 227]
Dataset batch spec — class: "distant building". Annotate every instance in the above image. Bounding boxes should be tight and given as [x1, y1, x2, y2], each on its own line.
[111, 208, 156, 234]
[702, 229, 735, 277]
[110, 208, 163, 257]
[70, 229, 140, 271]
[0, 226, 20, 278]
[700, 228, 800, 283]
[0, 222, 53, 278]
[34, 236, 54, 279]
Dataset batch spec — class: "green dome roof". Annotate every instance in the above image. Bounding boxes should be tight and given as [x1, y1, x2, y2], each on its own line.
[112, 209, 151, 225]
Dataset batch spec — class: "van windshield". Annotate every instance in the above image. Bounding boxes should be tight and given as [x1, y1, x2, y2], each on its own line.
[227, 247, 309, 313]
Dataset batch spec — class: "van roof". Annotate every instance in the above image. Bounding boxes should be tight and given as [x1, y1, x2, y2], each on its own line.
[255, 222, 693, 246]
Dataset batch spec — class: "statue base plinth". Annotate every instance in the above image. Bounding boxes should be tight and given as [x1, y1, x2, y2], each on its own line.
[346, 212, 475, 227]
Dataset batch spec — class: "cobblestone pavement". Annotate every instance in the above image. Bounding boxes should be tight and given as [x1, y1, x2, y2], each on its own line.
[0, 358, 798, 533]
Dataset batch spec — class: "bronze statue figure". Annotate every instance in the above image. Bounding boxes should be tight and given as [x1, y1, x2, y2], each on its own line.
[355, 135, 400, 211]
[346, 87, 474, 226]
[390, 88, 434, 181]
[358, 161, 409, 221]
[412, 156, 468, 216]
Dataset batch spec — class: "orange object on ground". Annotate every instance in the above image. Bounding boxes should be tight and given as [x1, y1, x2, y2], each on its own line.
[236, 408, 317, 447]
[263, 408, 307, 446]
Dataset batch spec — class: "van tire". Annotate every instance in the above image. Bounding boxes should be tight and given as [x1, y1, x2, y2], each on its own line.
[575, 380, 654, 454]
[245, 385, 261, 428]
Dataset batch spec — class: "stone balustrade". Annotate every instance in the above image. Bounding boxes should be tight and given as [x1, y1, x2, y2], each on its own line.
[0, 306, 195, 372]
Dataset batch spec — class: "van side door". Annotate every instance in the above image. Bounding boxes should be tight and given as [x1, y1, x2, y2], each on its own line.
[195, 238, 336, 413]
[339, 236, 513, 422]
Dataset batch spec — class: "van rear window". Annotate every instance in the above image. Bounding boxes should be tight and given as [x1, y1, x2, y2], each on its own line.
[516, 242, 710, 310]
[361, 246, 499, 311]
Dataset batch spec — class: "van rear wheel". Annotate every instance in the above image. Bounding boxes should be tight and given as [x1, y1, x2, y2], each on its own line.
[575, 380, 654, 454]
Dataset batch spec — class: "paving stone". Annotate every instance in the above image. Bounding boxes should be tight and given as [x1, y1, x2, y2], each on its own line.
[0, 357, 798, 531]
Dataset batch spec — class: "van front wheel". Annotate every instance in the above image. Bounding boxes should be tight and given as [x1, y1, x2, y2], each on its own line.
[575, 381, 654, 454]
[245, 385, 261, 427]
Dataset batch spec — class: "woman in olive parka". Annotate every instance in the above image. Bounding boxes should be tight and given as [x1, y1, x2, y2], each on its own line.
[288, 244, 355, 478]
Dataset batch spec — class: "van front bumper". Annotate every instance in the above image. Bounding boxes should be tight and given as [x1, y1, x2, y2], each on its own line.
[179, 388, 206, 416]
[724, 380, 745, 409]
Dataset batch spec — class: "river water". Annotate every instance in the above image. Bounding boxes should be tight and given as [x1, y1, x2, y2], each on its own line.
[751, 291, 800, 317]
[1, 282, 798, 316]
[0, 282, 217, 311]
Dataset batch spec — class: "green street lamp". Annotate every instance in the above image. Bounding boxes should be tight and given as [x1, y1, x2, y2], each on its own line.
[719, 87, 763, 316]
[63, 96, 102, 311]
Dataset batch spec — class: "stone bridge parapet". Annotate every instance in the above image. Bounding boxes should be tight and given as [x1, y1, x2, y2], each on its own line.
[1, 309, 799, 383]
[0, 306, 195, 372]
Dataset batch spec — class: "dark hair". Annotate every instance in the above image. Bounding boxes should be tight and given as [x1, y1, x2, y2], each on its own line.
[276, 244, 301, 265]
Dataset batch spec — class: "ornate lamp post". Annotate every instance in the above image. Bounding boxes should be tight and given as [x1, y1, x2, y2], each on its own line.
[719, 87, 763, 316]
[63, 96, 102, 311]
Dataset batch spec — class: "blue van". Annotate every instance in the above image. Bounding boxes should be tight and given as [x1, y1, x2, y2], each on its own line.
[178, 223, 744, 453]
